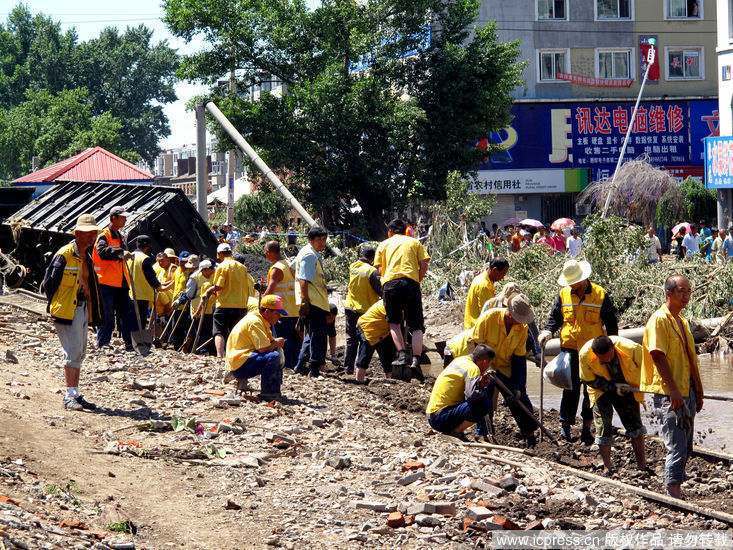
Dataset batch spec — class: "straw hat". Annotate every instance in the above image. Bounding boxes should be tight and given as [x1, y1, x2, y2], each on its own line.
[185, 254, 200, 269]
[74, 214, 100, 233]
[164, 248, 177, 259]
[507, 293, 535, 325]
[557, 260, 592, 286]
[496, 282, 521, 305]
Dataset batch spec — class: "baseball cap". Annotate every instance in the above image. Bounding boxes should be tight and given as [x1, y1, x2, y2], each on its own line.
[260, 294, 288, 316]
[178, 251, 191, 262]
[217, 243, 232, 253]
[73, 214, 100, 233]
[110, 206, 131, 217]
[199, 259, 213, 270]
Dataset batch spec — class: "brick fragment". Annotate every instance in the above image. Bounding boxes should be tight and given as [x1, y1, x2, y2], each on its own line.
[387, 511, 405, 528]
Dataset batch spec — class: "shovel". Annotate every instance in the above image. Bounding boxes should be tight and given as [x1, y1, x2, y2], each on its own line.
[189, 294, 210, 354]
[539, 345, 545, 442]
[165, 300, 189, 349]
[127, 258, 152, 356]
[155, 309, 177, 348]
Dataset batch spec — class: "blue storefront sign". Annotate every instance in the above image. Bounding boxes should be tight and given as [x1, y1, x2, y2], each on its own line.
[705, 136, 733, 189]
[478, 99, 718, 177]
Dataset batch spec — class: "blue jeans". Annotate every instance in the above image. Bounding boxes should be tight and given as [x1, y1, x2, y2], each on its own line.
[297, 306, 328, 368]
[653, 384, 697, 486]
[428, 396, 492, 435]
[96, 284, 135, 348]
[273, 316, 299, 370]
[232, 351, 282, 395]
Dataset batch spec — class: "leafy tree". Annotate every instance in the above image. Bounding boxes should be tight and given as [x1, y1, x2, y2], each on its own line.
[442, 171, 495, 223]
[655, 177, 717, 229]
[163, 0, 524, 238]
[233, 183, 291, 230]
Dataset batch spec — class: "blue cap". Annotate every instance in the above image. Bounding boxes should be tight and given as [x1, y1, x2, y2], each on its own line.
[178, 251, 190, 262]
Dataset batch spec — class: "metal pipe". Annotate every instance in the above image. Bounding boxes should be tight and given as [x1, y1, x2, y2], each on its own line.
[203, 100, 318, 228]
[195, 101, 208, 220]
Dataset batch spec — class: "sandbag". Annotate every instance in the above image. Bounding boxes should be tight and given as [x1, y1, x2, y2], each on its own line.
[543, 351, 573, 390]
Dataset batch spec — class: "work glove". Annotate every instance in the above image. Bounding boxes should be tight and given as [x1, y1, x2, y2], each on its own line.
[253, 282, 262, 292]
[114, 249, 126, 260]
[176, 294, 187, 306]
[122, 251, 134, 261]
[299, 301, 310, 318]
[538, 330, 552, 347]
[615, 383, 634, 396]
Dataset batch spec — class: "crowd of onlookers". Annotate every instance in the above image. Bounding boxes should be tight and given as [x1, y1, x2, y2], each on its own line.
[670, 219, 733, 263]
[479, 222, 583, 258]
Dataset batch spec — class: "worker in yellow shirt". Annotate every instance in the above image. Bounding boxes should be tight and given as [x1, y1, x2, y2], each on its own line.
[374, 218, 430, 381]
[354, 299, 397, 383]
[463, 257, 509, 329]
[126, 235, 164, 356]
[344, 245, 382, 375]
[186, 259, 215, 355]
[641, 274, 703, 499]
[264, 240, 299, 370]
[425, 345, 495, 441]
[224, 294, 288, 400]
[579, 335, 648, 478]
[170, 252, 197, 349]
[204, 243, 250, 357]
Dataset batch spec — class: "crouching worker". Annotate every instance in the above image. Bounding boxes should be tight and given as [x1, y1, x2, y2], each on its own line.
[426, 344, 495, 441]
[224, 295, 287, 401]
[354, 299, 397, 384]
[579, 335, 648, 477]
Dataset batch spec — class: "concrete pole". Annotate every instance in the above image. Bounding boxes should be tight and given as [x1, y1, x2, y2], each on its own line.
[227, 66, 236, 226]
[717, 189, 725, 231]
[195, 101, 207, 220]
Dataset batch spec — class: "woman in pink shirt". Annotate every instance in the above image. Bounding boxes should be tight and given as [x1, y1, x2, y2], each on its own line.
[550, 229, 566, 253]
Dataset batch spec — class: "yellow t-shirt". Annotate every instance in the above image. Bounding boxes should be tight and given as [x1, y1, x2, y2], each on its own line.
[579, 335, 644, 406]
[213, 257, 249, 309]
[426, 356, 481, 415]
[225, 311, 273, 371]
[464, 271, 495, 330]
[247, 296, 259, 314]
[641, 304, 703, 397]
[374, 234, 430, 283]
[447, 328, 473, 358]
[470, 308, 526, 377]
[357, 300, 390, 346]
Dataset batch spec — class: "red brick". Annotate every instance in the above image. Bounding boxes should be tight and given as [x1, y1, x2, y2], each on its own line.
[387, 512, 405, 528]
[463, 518, 474, 531]
[493, 515, 521, 530]
[402, 461, 425, 472]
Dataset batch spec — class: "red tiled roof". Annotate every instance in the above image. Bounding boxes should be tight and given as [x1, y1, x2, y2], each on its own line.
[11, 147, 154, 184]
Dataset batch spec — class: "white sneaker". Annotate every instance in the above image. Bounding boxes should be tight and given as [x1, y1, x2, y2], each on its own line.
[63, 395, 83, 411]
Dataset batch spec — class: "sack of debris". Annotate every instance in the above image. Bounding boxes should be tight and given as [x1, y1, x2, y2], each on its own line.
[543, 351, 573, 390]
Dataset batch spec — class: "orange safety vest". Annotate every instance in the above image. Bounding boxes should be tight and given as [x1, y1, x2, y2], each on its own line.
[92, 228, 129, 287]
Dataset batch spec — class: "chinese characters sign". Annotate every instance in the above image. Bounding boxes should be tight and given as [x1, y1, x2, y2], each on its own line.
[469, 169, 588, 195]
[705, 136, 733, 189]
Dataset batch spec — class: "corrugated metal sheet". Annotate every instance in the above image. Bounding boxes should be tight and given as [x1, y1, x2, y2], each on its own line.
[2, 181, 217, 289]
[11, 147, 154, 184]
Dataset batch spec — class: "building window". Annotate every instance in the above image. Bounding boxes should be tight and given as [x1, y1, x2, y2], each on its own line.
[538, 0, 566, 19]
[539, 50, 569, 81]
[665, 47, 703, 79]
[666, 0, 700, 18]
[597, 0, 631, 19]
[597, 49, 633, 79]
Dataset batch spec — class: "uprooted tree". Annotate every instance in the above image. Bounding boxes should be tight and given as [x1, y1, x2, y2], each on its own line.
[163, 0, 524, 239]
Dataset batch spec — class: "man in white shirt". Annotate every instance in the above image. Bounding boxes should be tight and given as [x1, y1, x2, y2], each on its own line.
[644, 227, 662, 264]
[682, 224, 700, 258]
[711, 228, 726, 264]
[567, 228, 582, 258]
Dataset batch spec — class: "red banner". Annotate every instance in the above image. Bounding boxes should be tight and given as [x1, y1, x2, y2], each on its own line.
[556, 72, 633, 88]
[639, 36, 660, 82]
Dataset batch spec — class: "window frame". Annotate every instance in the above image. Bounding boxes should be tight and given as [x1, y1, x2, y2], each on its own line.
[664, 0, 702, 20]
[537, 48, 571, 82]
[595, 0, 634, 20]
[595, 48, 635, 80]
[664, 46, 704, 80]
[536, 0, 568, 20]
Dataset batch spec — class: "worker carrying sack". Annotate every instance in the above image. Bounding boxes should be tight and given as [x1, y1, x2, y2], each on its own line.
[543, 351, 573, 390]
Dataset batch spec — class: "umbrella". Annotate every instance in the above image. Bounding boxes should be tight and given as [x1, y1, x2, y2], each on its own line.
[672, 222, 691, 235]
[503, 217, 521, 226]
[520, 218, 544, 229]
[551, 217, 575, 231]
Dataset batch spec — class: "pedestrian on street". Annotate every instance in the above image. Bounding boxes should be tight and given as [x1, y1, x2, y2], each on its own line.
[579, 335, 648, 477]
[538, 260, 618, 444]
[92, 206, 136, 351]
[263, 240, 300, 370]
[711, 228, 725, 264]
[645, 227, 662, 264]
[682, 224, 700, 258]
[294, 226, 330, 377]
[641, 274, 704, 499]
[463, 257, 509, 330]
[567, 228, 582, 258]
[724, 227, 733, 261]
[374, 218, 431, 381]
[425, 344, 496, 441]
[204, 243, 250, 357]
[42, 214, 103, 411]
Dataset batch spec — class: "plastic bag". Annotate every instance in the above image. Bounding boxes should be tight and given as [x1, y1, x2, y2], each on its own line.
[543, 351, 573, 390]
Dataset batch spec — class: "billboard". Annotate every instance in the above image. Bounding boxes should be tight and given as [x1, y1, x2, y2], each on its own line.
[478, 99, 718, 177]
[470, 169, 589, 195]
[705, 136, 733, 189]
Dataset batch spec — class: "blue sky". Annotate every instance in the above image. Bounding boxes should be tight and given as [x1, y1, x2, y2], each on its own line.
[2, 0, 210, 150]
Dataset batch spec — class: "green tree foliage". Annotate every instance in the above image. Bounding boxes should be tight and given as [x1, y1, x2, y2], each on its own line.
[655, 177, 717, 229]
[442, 171, 495, 223]
[163, 0, 524, 238]
[0, 5, 178, 179]
[233, 183, 291, 230]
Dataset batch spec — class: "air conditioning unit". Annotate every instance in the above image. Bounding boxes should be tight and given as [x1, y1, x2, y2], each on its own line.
[575, 203, 591, 216]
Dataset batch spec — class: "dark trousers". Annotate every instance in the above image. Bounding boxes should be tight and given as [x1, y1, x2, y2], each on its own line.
[133, 300, 150, 330]
[273, 316, 299, 369]
[428, 396, 492, 435]
[493, 369, 536, 435]
[97, 284, 135, 348]
[355, 326, 396, 373]
[170, 308, 191, 350]
[559, 348, 593, 425]
[344, 308, 362, 371]
[195, 313, 215, 355]
[297, 305, 328, 369]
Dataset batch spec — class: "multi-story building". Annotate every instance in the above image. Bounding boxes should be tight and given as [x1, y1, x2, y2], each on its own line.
[474, 0, 718, 226]
[712, 1, 733, 223]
